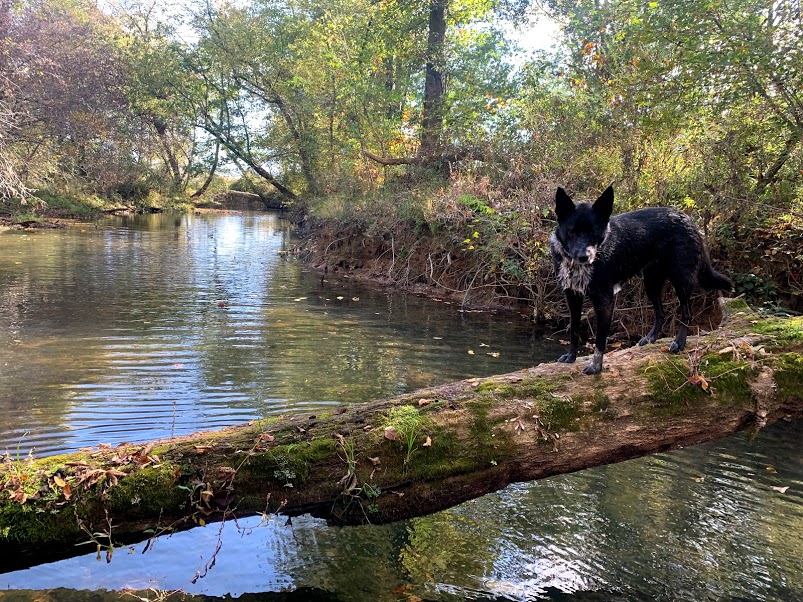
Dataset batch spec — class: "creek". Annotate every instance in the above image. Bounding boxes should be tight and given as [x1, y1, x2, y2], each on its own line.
[0, 212, 800, 600]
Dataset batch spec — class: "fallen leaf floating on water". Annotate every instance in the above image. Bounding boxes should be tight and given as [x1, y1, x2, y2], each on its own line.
[479, 343, 489, 347]
[384, 426, 400, 442]
[766, 466, 777, 473]
[336, 296, 344, 300]
[293, 297, 307, 302]
[486, 351, 500, 358]
[352, 297, 360, 302]
[771, 486, 789, 494]
[467, 349, 475, 355]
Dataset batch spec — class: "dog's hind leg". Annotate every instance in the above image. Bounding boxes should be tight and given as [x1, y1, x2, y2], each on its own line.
[639, 267, 666, 346]
[558, 289, 583, 363]
[668, 281, 692, 354]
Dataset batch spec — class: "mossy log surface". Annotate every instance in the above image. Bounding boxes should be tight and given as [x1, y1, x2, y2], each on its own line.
[2, 299, 802, 570]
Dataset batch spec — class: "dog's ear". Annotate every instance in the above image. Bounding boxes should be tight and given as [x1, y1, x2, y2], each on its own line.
[555, 187, 574, 222]
[593, 185, 614, 220]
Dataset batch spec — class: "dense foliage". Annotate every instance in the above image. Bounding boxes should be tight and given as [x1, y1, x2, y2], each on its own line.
[1, 0, 801, 309]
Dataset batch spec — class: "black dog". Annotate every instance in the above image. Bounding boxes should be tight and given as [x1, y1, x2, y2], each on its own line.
[550, 185, 733, 375]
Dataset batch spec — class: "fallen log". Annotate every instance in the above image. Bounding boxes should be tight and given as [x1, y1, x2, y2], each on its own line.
[1, 299, 802, 571]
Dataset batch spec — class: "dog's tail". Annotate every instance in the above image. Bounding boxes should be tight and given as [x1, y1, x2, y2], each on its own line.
[699, 262, 735, 292]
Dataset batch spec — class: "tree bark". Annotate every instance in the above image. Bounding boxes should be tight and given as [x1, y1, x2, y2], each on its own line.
[1, 299, 801, 570]
[190, 140, 220, 199]
[362, 0, 448, 170]
[419, 0, 447, 162]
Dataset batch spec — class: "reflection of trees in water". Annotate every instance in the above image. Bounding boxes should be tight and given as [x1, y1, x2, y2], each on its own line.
[0, 212, 554, 456]
[277, 422, 802, 600]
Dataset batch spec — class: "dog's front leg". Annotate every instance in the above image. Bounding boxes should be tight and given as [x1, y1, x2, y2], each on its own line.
[584, 291, 614, 375]
[558, 289, 583, 363]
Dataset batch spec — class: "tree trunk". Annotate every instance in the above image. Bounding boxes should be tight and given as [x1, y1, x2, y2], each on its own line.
[419, 0, 447, 163]
[190, 140, 220, 199]
[152, 116, 184, 191]
[361, 0, 448, 169]
[1, 299, 801, 570]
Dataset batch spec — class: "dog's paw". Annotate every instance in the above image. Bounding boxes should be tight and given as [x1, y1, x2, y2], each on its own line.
[668, 340, 685, 354]
[557, 353, 577, 363]
[638, 336, 654, 346]
[582, 362, 602, 375]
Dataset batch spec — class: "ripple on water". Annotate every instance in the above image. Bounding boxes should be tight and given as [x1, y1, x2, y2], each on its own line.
[1, 214, 800, 602]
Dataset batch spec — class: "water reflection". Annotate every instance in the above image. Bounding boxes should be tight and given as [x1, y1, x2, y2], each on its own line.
[0, 212, 561, 456]
[1, 213, 801, 601]
[3, 420, 801, 601]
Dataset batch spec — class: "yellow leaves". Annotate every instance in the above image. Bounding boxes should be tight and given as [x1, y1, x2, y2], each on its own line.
[422, 436, 432, 447]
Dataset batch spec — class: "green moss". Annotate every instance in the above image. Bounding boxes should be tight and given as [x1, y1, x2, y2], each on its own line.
[751, 316, 803, 344]
[587, 387, 612, 414]
[383, 405, 426, 434]
[533, 394, 582, 432]
[643, 354, 755, 415]
[475, 377, 558, 400]
[772, 352, 803, 401]
[238, 437, 339, 486]
[0, 498, 81, 545]
[409, 429, 481, 480]
[721, 298, 753, 313]
[696, 354, 755, 406]
[108, 464, 186, 517]
[475, 381, 511, 394]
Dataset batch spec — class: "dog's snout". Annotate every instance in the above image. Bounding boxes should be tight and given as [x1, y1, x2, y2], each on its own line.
[577, 254, 589, 264]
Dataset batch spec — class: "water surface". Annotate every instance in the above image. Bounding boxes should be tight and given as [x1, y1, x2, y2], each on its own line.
[0, 212, 559, 456]
[0, 213, 801, 601]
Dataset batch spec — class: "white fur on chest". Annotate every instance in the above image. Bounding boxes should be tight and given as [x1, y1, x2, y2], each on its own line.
[557, 257, 593, 294]
[551, 233, 593, 294]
